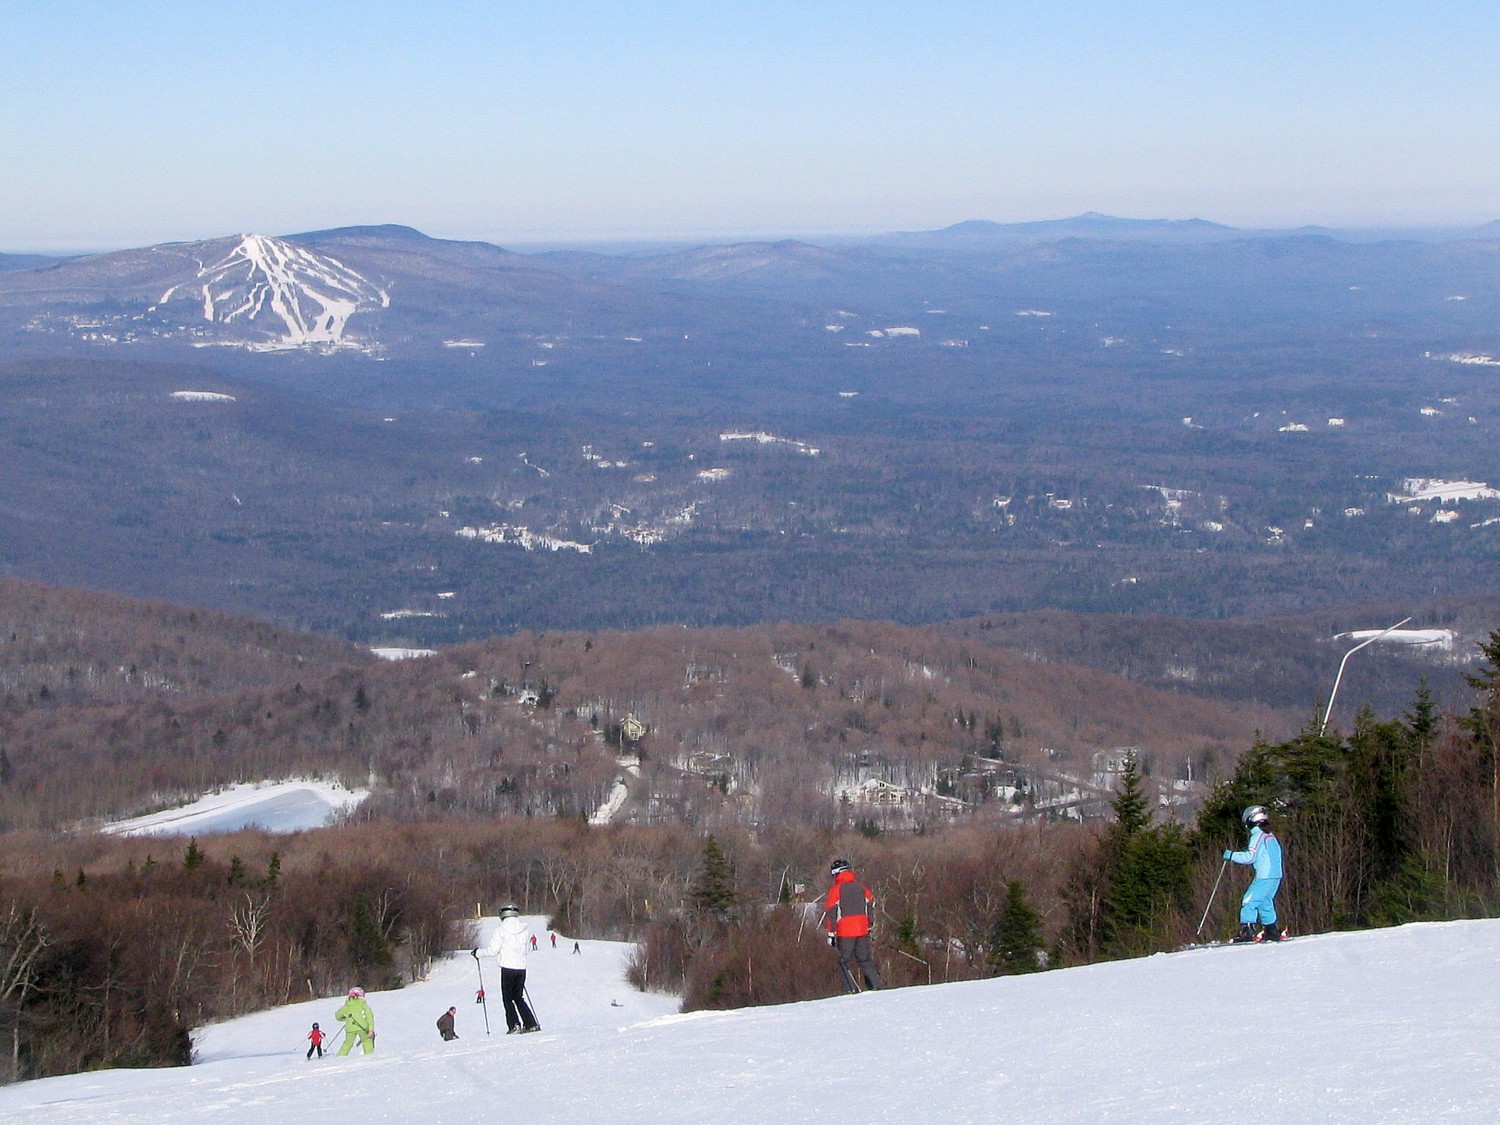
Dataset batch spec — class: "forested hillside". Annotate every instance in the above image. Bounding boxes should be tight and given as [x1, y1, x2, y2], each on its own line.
[0, 579, 1286, 831]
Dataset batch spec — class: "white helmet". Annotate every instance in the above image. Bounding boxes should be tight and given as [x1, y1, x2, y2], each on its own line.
[1242, 805, 1269, 828]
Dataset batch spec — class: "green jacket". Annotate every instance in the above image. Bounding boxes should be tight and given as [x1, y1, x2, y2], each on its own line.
[334, 995, 375, 1037]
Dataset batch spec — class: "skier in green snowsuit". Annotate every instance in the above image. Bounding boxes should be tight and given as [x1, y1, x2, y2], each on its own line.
[334, 987, 376, 1055]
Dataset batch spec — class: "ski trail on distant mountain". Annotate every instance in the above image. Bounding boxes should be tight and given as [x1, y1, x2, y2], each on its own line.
[189, 234, 388, 349]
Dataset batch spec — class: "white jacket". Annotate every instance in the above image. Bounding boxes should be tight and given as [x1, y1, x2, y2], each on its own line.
[484, 915, 531, 970]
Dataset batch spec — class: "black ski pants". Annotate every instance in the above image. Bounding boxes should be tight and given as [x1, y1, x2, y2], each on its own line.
[835, 935, 881, 992]
[500, 966, 538, 1031]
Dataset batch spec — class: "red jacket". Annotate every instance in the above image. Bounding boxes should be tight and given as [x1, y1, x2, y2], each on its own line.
[823, 870, 874, 937]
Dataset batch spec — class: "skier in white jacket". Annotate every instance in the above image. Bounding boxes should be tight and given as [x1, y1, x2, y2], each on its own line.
[481, 905, 540, 1033]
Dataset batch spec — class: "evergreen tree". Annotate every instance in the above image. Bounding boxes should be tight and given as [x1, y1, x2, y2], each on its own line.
[182, 839, 205, 872]
[1098, 754, 1192, 956]
[1462, 629, 1500, 751]
[347, 892, 393, 976]
[691, 835, 738, 920]
[1111, 755, 1150, 836]
[1100, 823, 1192, 956]
[990, 880, 1045, 975]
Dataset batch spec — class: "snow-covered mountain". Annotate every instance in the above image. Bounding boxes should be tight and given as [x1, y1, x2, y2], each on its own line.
[0, 225, 704, 354]
[154, 234, 389, 350]
[2, 916, 1498, 1123]
[0, 232, 391, 353]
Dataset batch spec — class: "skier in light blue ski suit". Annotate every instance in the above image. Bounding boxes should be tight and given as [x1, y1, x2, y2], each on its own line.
[1223, 804, 1284, 942]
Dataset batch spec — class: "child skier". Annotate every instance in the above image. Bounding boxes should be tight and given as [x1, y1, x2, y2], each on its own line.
[306, 1021, 325, 1059]
[334, 987, 377, 1055]
[1224, 805, 1285, 942]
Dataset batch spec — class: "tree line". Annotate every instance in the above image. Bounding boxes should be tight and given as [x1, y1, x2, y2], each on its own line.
[629, 631, 1500, 1008]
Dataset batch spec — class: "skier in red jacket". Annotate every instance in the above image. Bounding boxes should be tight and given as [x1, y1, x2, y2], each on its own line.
[822, 859, 882, 993]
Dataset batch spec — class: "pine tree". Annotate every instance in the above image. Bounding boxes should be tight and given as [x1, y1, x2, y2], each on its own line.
[1091, 754, 1193, 957]
[347, 892, 393, 975]
[990, 880, 1045, 974]
[1111, 755, 1150, 835]
[182, 839, 204, 872]
[691, 836, 738, 920]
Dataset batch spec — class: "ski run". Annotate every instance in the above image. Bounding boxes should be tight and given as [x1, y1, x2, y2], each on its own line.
[3, 915, 1500, 1121]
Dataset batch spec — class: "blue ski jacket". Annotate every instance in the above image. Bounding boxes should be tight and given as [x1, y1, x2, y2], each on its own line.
[1227, 826, 1282, 878]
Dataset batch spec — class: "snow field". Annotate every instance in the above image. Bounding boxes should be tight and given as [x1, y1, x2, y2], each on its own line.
[99, 780, 368, 837]
[3, 918, 1500, 1122]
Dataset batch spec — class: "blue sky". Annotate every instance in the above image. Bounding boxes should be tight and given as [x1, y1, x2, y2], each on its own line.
[4, 1, 1498, 251]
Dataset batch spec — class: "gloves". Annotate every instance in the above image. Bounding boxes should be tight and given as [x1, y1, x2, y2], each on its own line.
[1222, 850, 1233, 860]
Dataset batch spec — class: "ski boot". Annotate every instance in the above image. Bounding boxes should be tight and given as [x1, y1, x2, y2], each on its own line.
[1231, 923, 1259, 944]
[1257, 923, 1284, 943]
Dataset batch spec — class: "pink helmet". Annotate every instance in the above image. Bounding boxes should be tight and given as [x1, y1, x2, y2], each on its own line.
[348, 987, 364, 998]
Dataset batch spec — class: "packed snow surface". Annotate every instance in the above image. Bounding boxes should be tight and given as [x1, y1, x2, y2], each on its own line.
[4, 917, 1500, 1122]
[100, 779, 367, 837]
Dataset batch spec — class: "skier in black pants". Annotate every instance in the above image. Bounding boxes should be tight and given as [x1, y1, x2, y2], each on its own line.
[480, 904, 541, 1033]
[822, 859, 881, 993]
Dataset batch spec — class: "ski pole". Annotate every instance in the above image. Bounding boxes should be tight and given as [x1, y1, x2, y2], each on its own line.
[471, 949, 491, 1035]
[329, 1023, 345, 1053]
[1196, 859, 1229, 937]
[524, 983, 541, 1030]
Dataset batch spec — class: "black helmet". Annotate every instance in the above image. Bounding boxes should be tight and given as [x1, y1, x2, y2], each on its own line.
[1242, 805, 1269, 828]
[830, 859, 851, 877]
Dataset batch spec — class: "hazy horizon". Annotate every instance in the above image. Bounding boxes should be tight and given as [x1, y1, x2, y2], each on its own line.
[6, 2, 1500, 254]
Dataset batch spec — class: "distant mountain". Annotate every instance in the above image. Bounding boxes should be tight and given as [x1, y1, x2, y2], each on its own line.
[0, 225, 770, 357]
[863, 212, 1500, 250]
[0, 233, 391, 353]
[7, 216, 1500, 360]
[0, 251, 69, 272]
[871, 212, 1244, 250]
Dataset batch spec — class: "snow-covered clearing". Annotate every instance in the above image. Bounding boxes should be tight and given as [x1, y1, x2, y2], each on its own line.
[1388, 478, 1499, 503]
[5, 918, 1500, 1122]
[588, 761, 639, 825]
[99, 779, 368, 837]
[1334, 628, 1456, 650]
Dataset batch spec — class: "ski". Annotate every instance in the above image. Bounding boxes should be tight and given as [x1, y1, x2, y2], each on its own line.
[1179, 934, 1291, 952]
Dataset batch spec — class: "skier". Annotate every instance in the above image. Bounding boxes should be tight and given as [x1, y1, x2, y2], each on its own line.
[550, 931, 557, 949]
[305, 1021, 325, 1059]
[480, 904, 541, 1034]
[334, 987, 376, 1055]
[822, 859, 881, 992]
[437, 1006, 459, 1041]
[1224, 805, 1286, 942]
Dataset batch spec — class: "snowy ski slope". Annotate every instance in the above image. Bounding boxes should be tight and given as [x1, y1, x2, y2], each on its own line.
[2, 916, 1499, 1123]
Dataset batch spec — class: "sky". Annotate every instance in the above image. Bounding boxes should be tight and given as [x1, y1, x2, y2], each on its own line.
[5, 1, 1500, 252]
[2, 914, 1498, 1122]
